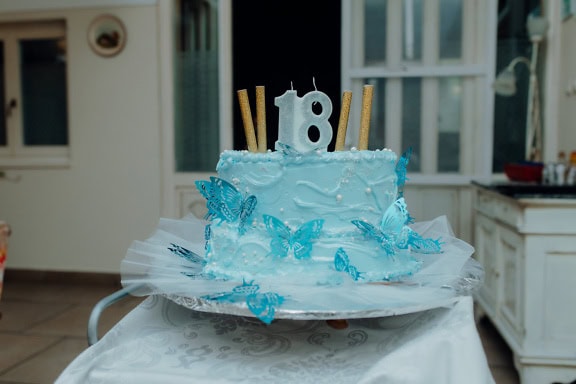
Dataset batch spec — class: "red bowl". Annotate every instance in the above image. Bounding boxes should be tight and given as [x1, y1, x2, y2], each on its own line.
[504, 162, 544, 183]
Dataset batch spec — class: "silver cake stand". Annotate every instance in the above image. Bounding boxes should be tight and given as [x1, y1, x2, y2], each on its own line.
[163, 258, 484, 320]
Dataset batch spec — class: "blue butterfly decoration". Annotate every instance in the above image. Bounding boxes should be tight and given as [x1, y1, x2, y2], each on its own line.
[275, 142, 301, 157]
[202, 280, 260, 302]
[381, 197, 414, 233]
[202, 279, 259, 302]
[350, 219, 396, 256]
[352, 197, 444, 255]
[246, 292, 284, 324]
[406, 229, 443, 254]
[395, 147, 412, 197]
[201, 280, 284, 324]
[167, 243, 206, 278]
[168, 243, 205, 265]
[204, 224, 211, 251]
[232, 279, 261, 295]
[351, 197, 412, 255]
[195, 176, 257, 233]
[334, 248, 364, 281]
[262, 215, 324, 259]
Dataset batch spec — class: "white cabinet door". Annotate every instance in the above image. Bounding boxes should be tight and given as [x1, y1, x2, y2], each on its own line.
[498, 224, 525, 341]
[474, 212, 500, 312]
[473, 186, 576, 383]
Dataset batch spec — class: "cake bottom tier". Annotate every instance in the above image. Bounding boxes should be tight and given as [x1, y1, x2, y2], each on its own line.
[120, 214, 479, 322]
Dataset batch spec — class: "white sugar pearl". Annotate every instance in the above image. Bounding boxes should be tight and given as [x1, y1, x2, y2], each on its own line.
[336, 194, 343, 202]
[365, 187, 372, 194]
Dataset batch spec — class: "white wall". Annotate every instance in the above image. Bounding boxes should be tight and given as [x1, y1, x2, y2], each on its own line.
[0, 4, 162, 273]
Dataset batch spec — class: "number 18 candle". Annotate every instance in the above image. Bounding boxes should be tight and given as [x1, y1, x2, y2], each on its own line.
[275, 89, 333, 154]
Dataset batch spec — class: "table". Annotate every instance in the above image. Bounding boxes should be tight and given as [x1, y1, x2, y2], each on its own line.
[56, 295, 494, 384]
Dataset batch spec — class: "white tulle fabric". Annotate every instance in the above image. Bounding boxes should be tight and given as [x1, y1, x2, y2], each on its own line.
[120, 213, 480, 319]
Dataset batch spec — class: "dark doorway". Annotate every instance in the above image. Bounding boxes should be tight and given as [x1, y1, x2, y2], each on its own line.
[232, 0, 341, 151]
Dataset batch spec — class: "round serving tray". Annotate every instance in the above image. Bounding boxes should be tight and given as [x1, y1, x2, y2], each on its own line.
[164, 294, 465, 320]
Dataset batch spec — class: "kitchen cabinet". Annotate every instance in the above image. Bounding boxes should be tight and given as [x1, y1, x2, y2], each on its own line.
[472, 183, 576, 384]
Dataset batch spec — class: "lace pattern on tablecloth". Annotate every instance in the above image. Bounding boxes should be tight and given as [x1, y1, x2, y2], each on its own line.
[56, 295, 494, 384]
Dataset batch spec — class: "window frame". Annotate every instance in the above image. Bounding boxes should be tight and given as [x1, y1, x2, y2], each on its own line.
[0, 20, 69, 168]
[341, 0, 497, 184]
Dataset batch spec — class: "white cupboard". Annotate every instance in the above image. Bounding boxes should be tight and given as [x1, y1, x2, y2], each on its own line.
[472, 184, 576, 384]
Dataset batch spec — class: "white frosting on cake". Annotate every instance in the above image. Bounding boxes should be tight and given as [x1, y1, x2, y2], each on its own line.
[200, 147, 422, 284]
[216, 148, 397, 227]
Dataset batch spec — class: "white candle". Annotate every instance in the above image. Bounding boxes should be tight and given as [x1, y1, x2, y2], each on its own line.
[275, 89, 333, 153]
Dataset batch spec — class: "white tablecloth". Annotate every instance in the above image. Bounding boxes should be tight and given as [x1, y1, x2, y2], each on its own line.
[56, 295, 494, 384]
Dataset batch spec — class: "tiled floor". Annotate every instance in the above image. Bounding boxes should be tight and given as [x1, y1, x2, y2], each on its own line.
[0, 274, 520, 384]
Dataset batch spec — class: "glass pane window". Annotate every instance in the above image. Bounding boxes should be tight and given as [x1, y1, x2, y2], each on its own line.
[364, 0, 387, 65]
[0, 20, 68, 167]
[492, 1, 540, 171]
[367, 78, 386, 150]
[345, 0, 489, 177]
[175, 0, 220, 172]
[439, 0, 463, 60]
[437, 77, 462, 172]
[402, 77, 422, 172]
[20, 38, 68, 146]
[402, 0, 423, 62]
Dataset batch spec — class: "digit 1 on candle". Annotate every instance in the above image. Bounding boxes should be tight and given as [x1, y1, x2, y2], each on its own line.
[256, 86, 267, 153]
[237, 89, 258, 152]
[275, 89, 297, 150]
[358, 84, 374, 151]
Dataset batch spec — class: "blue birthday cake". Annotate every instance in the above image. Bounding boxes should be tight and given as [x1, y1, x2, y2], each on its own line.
[197, 146, 440, 286]
[196, 86, 442, 287]
[121, 85, 477, 324]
